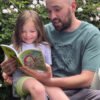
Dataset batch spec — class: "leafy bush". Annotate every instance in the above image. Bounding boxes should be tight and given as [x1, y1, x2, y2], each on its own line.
[76, 0, 100, 29]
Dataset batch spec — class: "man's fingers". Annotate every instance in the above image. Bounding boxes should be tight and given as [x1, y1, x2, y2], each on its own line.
[1, 58, 15, 67]
[1, 58, 17, 75]
[5, 66, 16, 75]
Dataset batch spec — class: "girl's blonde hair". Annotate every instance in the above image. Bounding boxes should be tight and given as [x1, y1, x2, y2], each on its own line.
[12, 10, 46, 50]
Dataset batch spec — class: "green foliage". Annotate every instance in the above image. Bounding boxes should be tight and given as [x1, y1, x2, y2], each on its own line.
[35, 5, 49, 24]
[0, 0, 31, 45]
[76, 0, 100, 29]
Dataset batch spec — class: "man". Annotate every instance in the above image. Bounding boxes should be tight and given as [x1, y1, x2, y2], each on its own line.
[42, 0, 100, 99]
[1, 0, 100, 99]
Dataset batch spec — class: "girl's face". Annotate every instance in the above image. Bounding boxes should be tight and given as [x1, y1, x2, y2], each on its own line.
[21, 19, 38, 44]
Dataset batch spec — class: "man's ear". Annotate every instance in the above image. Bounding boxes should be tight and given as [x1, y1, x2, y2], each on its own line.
[71, 1, 77, 12]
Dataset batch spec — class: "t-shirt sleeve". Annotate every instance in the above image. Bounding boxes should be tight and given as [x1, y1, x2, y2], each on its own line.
[40, 43, 52, 65]
[44, 45, 52, 65]
[82, 34, 100, 72]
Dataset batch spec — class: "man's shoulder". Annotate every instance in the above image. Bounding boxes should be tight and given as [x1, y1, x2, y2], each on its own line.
[82, 21, 100, 34]
[80, 21, 100, 46]
[45, 22, 52, 27]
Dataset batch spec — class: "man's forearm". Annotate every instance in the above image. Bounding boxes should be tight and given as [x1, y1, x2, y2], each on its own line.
[43, 70, 95, 89]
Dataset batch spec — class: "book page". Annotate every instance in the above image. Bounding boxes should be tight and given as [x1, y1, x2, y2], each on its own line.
[0, 44, 23, 67]
[19, 49, 47, 71]
[0, 44, 18, 59]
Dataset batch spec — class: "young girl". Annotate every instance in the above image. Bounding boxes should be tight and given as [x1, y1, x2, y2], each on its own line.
[8, 10, 69, 100]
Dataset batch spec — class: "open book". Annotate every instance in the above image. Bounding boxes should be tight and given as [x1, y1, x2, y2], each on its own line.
[0, 44, 47, 71]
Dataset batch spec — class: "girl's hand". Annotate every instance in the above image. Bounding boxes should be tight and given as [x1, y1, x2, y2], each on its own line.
[0, 58, 17, 75]
[45, 63, 52, 78]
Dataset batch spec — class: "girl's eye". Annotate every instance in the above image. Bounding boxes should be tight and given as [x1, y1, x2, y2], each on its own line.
[31, 30, 36, 33]
[21, 30, 36, 33]
[32, 30, 35, 32]
[22, 31, 25, 33]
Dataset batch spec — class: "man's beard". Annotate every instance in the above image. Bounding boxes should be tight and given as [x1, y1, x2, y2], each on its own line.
[52, 10, 72, 32]
[52, 17, 72, 32]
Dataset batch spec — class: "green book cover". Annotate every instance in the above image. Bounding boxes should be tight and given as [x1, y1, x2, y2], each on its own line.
[0, 44, 47, 71]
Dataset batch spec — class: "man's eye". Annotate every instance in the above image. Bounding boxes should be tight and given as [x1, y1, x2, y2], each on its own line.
[55, 8, 61, 12]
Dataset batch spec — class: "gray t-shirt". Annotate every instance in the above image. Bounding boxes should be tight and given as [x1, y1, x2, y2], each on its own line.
[45, 21, 100, 77]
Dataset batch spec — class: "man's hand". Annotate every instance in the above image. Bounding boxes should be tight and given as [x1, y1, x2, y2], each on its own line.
[0, 58, 17, 75]
[19, 63, 52, 81]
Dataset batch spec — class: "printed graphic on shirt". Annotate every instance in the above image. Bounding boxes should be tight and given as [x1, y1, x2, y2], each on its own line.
[52, 44, 76, 75]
